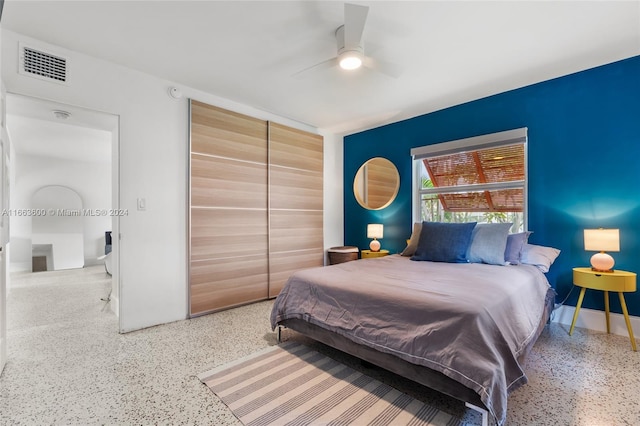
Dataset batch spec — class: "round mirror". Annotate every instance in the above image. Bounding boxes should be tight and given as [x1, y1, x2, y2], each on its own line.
[353, 157, 400, 210]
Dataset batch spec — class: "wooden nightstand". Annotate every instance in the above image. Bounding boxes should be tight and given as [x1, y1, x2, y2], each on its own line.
[570, 267, 637, 351]
[361, 249, 389, 259]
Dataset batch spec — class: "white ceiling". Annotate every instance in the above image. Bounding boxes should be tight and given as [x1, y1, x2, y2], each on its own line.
[6, 94, 115, 163]
[2, 1, 639, 135]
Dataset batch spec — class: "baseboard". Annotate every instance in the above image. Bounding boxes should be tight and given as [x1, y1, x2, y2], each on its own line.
[9, 262, 31, 273]
[0, 336, 6, 374]
[110, 294, 119, 317]
[551, 305, 639, 339]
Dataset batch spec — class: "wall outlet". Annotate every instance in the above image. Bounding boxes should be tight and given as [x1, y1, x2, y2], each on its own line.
[137, 198, 146, 211]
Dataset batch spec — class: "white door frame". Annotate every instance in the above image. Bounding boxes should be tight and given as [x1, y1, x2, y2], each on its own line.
[0, 84, 9, 374]
[0, 129, 8, 375]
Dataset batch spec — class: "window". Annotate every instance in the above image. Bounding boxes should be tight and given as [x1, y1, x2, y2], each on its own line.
[411, 128, 527, 231]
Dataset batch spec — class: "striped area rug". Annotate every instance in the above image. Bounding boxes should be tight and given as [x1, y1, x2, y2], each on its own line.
[198, 341, 459, 426]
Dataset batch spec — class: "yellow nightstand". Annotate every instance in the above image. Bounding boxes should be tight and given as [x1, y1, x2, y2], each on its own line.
[570, 267, 637, 351]
[361, 249, 389, 259]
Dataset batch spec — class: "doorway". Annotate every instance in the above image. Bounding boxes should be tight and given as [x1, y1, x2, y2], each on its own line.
[3, 93, 120, 318]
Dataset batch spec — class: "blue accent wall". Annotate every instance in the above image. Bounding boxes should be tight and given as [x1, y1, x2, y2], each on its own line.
[344, 56, 640, 316]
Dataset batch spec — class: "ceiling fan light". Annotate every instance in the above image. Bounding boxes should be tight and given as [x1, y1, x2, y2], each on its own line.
[339, 52, 363, 70]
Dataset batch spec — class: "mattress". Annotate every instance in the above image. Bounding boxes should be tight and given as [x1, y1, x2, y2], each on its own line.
[270, 255, 554, 425]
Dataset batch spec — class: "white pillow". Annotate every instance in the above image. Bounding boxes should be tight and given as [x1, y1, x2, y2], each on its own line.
[401, 222, 422, 256]
[520, 243, 560, 273]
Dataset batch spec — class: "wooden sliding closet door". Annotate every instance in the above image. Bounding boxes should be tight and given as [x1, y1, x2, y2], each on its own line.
[189, 101, 268, 315]
[268, 122, 324, 297]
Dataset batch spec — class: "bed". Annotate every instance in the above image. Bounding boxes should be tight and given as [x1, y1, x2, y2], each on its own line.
[270, 254, 555, 426]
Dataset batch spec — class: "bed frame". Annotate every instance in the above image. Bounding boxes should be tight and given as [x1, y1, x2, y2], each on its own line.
[276, 288, 555, 426]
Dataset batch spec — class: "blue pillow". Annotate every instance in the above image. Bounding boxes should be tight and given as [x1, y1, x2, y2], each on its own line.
[411, 221, 477, 263]
[466, 223, 512, 265]
[504, 231, 532, 265]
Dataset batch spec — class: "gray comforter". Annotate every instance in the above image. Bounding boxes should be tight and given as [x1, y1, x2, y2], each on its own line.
[270, 255, 552, 425]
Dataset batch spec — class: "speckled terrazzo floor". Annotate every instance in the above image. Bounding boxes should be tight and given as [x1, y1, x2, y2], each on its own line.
[0, 266, 638, 425]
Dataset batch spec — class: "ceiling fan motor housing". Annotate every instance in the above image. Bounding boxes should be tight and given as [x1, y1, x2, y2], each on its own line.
[336, 25, 364, 70]
[335, 25, 364, 55]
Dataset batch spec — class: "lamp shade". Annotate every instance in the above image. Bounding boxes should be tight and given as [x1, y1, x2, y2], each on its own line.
[367, 224, 384, 239]
[584, 229, 620, 252]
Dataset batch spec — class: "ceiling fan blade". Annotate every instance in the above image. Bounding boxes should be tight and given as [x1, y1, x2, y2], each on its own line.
[363, 56, 403, 79]
[344, 3, 369, 48]
[291, 57, 338, 79]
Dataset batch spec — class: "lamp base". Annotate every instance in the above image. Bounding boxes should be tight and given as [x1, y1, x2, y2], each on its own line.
[591, 267, 614, 273]
[590, 252, 614, 273]
[369, 239, 381, 252]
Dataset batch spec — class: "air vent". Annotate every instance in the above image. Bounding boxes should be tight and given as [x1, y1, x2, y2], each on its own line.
[18, 43, 68, 85]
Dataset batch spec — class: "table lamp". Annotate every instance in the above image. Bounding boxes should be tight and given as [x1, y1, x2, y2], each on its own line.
[584, 228, 619, 272]
[367, 224, 383, 252]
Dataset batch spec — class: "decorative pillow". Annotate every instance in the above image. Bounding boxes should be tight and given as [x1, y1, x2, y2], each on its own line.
[401, 222, 422, 256]
[411, 221, 477, 263]
[466, 223, 513, 265]
[504, 231, 532, 265]
[520, 243, 560, 273]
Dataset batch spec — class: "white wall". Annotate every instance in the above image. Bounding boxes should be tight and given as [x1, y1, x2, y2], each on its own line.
[32, 234, 83, 270]
[1, 29, 344, 332]
[0, 28, 8, 374]
[9, 154, 111, 272]
[320, 132, 344, 260]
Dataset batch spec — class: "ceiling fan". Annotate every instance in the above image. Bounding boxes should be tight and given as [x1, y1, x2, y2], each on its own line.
[293, 3, 401, 78]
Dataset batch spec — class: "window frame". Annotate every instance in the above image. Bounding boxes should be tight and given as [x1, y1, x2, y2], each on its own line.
[411, 128, 528, 230]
